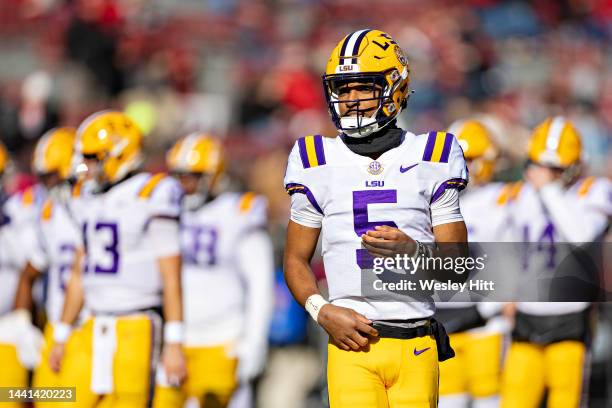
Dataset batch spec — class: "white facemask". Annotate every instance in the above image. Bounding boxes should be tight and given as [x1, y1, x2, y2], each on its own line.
[340, 116, 380, 138]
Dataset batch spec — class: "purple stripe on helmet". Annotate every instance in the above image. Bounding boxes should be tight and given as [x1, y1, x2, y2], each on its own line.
[314, 135, 326, 165]
[285, 183, 324, 215]
[297, 137, 310, 168]
[430, 178, 468, 204]
[422, 131, 437, 161]
[439, 133, 454, 163]
[339, 32, 351, 64]
[351, 29, 371, 64]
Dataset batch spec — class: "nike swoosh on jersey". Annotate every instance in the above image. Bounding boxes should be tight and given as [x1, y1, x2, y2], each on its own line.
[399, 163, 419, 173]
[413, 347, 430, 356]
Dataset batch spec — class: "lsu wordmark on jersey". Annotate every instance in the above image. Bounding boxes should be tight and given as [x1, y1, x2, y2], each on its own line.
[285, 130, 467, 408]
[501, 117, 612, 408]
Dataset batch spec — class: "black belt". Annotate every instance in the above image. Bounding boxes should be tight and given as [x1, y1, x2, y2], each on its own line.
[92, 306, 162, 317]
[371, 318, 455, 362]
[372, 321, 432, 339]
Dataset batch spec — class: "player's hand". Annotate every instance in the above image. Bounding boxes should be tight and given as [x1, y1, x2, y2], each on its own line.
[502, 302, 517, 324]
[161, 343, 187, 386]
[49, 342, 65, 373]
[317, 304, 378, 351]
[361, 225, 416, 258]
[525, 164, 558, 190]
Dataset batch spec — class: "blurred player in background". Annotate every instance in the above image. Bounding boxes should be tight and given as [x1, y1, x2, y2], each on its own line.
[154, 133, 274, 407]
[0, 141, 35, 408]
[284, 29, 467, 408]
[435, 119, 508, 408]
[48, 111, 186, 408]
[11, 127, 89, 406]
[501, 117, 612, 408]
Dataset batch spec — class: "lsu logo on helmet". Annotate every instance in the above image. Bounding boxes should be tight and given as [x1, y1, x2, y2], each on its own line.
[323, 29, 411, 137]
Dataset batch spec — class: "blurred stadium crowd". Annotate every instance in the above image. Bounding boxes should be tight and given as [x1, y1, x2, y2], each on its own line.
[0, 0, 611, 407]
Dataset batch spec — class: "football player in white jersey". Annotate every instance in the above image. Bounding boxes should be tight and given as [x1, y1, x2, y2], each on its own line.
[153, 133, 274, 408]
[0, 141, 34, 408]
[11, 127, 90, 406]
[500, 117, 611, 408]
[48, 111, 187, 408]
[436, 119, 509, 408]
[284, 29, 469, 408]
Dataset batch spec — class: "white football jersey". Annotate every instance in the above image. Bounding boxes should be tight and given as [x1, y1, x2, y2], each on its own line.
[284, 132, 468, 320]
[0, 214, 27, 316]
[28, 198, 82, 323]
[71, 173, 183, 314]
[511, 177, 611, 315]
[461, 182, 515, 243]
[180, 192, 269, 346]
[0, 185, 46, 316]
[437, 182, 509, 309]
[4, 184, 47, 227]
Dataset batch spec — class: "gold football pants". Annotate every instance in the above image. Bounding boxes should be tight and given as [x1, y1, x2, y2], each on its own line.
[153, 344, 238, 408]
[501, 341, 586, 408]
[327, 335, 439, 408]
[439, 332, 502, 398]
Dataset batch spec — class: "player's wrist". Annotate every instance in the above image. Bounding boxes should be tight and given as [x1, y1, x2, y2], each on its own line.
[53, 322, 71, 343]
[409, 240, 420, 258]
[305, 294, 329, 323]
[164, 321, 185, 344]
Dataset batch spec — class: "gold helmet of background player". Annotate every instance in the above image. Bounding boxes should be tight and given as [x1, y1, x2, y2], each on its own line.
[449, 119, 498, 185]
[528, 116, 582, 169]
[167, 133, 225, 175]
[76, 110, 143, 184]
[0, 141, 7, 177]
[323, 29, 410, 137]
[32, 127, 76, 180]
[166, 133, 225, 190]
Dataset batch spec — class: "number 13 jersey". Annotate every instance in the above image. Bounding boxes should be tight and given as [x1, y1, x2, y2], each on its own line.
[284, 132, 468, 320]
[72, 173, 183, 314]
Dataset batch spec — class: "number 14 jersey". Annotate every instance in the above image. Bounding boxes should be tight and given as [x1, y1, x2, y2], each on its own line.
[284, 131, 468, 320]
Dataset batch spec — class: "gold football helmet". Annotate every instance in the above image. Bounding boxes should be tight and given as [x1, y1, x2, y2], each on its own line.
[449, 119, 498, 185]
[323, 29, 410, 137]
[0, 141, 7, 177]
[32, 127, 76, 180]
[166, 133, 225, 208]
[76, 110, 143, 185]
[528, 116, 581, 168]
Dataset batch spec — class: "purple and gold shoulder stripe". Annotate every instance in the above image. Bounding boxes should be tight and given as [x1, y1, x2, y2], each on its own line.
[298, 135, 326, 169]
[285, 183, 324, 215]
[422, 131, 454, 163]
[431, 178, 468, 204]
